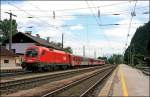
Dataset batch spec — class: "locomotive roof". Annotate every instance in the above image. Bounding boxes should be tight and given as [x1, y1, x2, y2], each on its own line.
[28, 46, 69, 54]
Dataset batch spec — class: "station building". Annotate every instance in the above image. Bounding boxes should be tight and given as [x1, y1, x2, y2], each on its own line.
[0, 46, 19, 68]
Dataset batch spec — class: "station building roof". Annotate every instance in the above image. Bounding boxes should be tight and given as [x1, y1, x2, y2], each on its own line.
[2, 32, 63, 50]
[0, 46, 18, 57]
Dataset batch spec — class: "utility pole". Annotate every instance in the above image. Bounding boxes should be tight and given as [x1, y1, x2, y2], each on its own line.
[0, 29, 3, 45]
[130, 45, 132, 65]
[83, 45, 85, 56]
[5, 12, 17, 52]
[129, 46, 131, 65]
[132, 44, 134, 66]
[47, 36, 52, 43]
[128, 47, 130, 65]
[62, 33, 64, 49]
[94, 50, 96, 59]
[100, 48, 103, 57]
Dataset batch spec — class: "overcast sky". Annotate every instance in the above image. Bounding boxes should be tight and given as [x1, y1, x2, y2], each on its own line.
[1, 1, 149, 58]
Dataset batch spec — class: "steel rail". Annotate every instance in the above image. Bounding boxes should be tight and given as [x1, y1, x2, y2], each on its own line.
[42, 65, 115, 97]
[80, 67, 115, 97]
[1, 65, 107, 79]
[0, 71, 32, 77]
[0, 65, 109, 94]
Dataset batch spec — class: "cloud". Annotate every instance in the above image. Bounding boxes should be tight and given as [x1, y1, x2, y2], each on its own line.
[70, 24, 84, 30]
[103, 18, 143, 41]
[99, 18, 144, 54]
[64, 39, 124, 58]
[1, 1, 149, 57]
[33, 30, 59, 38]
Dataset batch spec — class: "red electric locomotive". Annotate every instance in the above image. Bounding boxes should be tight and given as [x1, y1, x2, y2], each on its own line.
[22, 46, 71, 71]
[22, 46, 105, 71]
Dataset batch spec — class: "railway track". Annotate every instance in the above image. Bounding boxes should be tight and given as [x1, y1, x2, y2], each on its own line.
[0, 65, 109, 95]
[136, 67, 150, 76]
[142, 67, 150, 76]
[0, 71, 31, 77]
[42, 65, 115, 97]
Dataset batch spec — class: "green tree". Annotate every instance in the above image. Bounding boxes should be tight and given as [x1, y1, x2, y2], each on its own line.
[124, 21, 150, 66]
[63, 46, 73, 54]
[97, 54, 123, 64]
[0, 19, 18, 42]
[50, 41, 73, 54]
[97, 56, 108, 63]
[147, 40, 150, 55]
[107, 56, 114, 64]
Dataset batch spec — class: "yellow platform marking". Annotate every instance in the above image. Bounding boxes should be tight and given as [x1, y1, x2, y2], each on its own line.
[120, 69, 128, 96]
[98, 66, 119, 96]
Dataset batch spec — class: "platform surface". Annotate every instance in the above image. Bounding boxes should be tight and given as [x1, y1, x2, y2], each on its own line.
[111, 64, 149, 96]
[0, 66, 22, 70]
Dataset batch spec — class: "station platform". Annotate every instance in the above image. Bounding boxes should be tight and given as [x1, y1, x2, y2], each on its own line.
[0, 66, 22, 72]
[99, 64, 149, 96]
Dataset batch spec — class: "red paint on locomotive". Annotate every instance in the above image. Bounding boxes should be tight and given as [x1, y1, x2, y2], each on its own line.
[22, 46, 105, 71]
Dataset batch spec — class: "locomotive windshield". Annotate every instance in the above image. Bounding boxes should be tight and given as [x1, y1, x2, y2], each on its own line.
[25, 49, 38, 57]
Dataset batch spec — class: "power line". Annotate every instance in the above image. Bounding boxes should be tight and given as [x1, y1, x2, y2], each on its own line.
[27, 1, 128, 12]
[125, 0, 138, 49]
[123, 0, 138, 65]
[85, 0, 113, 49]
[28, 2, 70, 48]
[4, 1, 147, 57]
[2, 5, 148, 13]
[90, 1, 102, 24]
[7, 2, 72, 47]
[7, 2, 61, 32]
[2, 5, 148, 19]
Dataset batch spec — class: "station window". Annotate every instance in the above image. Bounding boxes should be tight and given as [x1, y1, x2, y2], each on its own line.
[12, 49, 16, 53]
[4, 60, 9, 63]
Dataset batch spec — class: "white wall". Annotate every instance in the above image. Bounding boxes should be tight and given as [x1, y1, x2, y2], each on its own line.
[0, 56, 16, 67]
[6, 43, 35, 54]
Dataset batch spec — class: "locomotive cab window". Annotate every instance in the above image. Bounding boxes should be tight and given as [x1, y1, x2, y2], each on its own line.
[25, 49, 38, 57]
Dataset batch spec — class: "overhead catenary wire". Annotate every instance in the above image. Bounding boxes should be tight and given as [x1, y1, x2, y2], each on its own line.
[22, 0, 112, 54]
[7, 2, 62, 33]
[124, 0, 138, 51]
[2, 5, 148, 13]
[90, 1, 102, 25]
[27, 2, 78, 47]
[24, 0, 145, 56]
[17, 23, 146, 31]
[3, 1, 148, 57]
[7, 4, 69, 46]
[123, 0, 138, 65]
[91, 1, 134, 53]
[2, 5, 148, 19]
[85, 0, 114, 50]
[85, 0, 119, 56]
[4, 1, 128, 12]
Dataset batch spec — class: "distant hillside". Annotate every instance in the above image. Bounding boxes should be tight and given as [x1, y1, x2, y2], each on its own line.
[124, 21, 150, 66]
